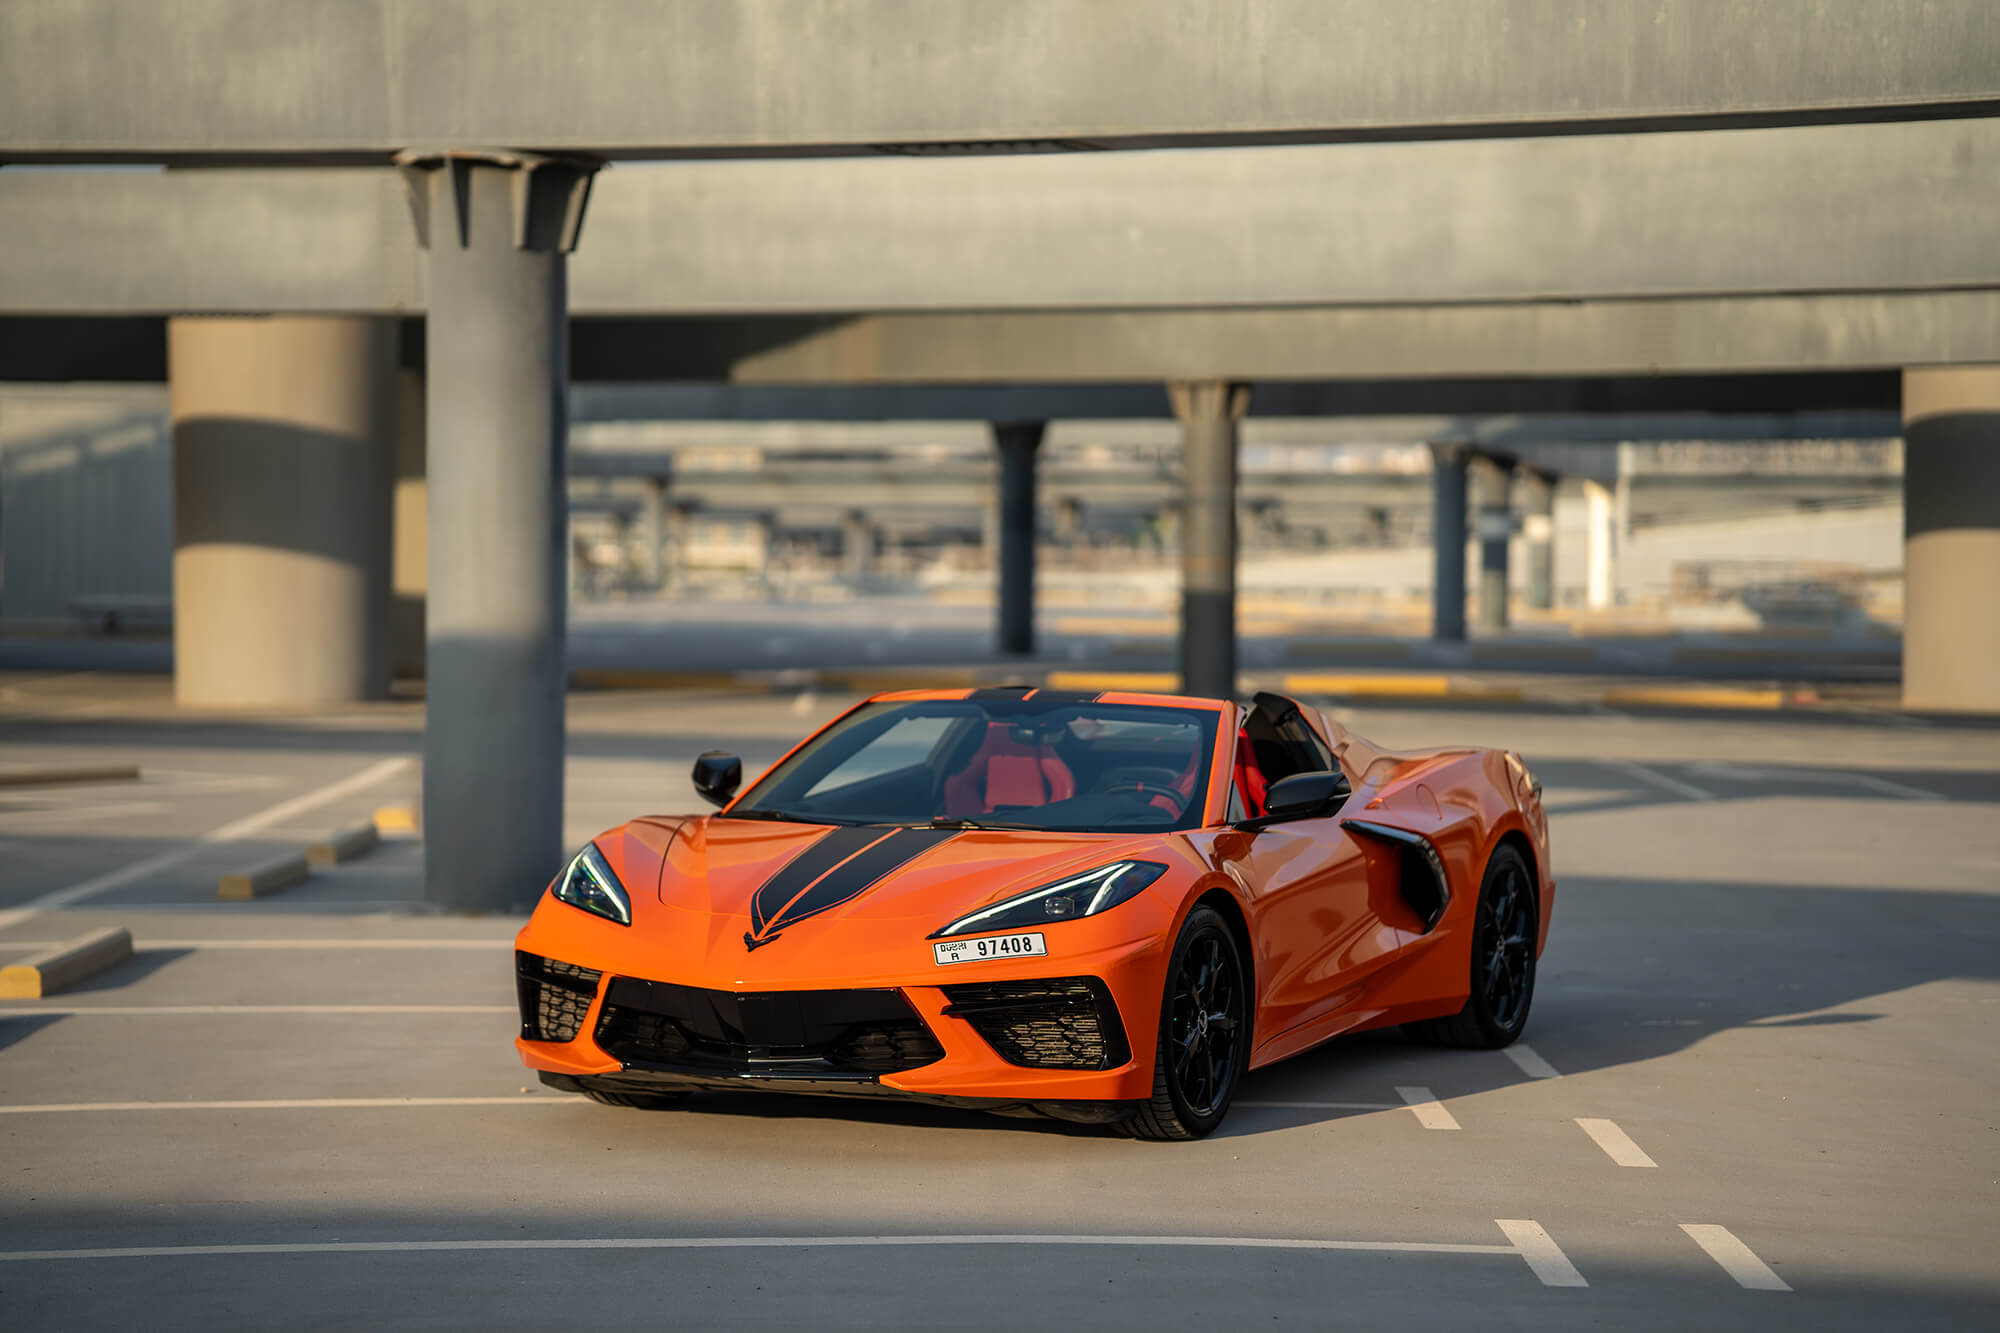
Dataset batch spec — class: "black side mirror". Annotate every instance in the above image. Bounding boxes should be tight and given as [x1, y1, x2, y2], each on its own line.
[1238, 769, 1350, 829]
[692, 751, 742, 807]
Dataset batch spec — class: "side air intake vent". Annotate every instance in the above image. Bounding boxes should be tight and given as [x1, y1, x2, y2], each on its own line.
[940, 976, 1130, 1071]
[516, 951, 602, 1043]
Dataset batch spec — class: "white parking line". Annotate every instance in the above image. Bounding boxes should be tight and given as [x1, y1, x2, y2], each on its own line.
[0, 756, 412, 932]
[1395, 1086, 1460, 1130]
[1839, 771, 1945, 803]
[1679, 1224, 1791, 1291]
[0, 1097, 551, 1115]
[1576, 1117, 1658, 1167]
[1494, 1219, 1589, 1287]
[1595, 758, 1713, 803]
[1502, 1043, 1561, 1079]
[0, 1223, 1583, 1280]
[0, 939, 508, 952]
[0, 1005, 511, 1017]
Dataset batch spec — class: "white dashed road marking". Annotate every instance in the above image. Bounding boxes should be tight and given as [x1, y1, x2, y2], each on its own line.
[1395, 1086, 1460, 1130]
[0, 756, 412, 932]
[1502, 1043, 1561, 1079]
[1494, 1219, 1589, 1287]
[1576, 1118, 1659, 1168]
[1679, 1224, 1792, 1291]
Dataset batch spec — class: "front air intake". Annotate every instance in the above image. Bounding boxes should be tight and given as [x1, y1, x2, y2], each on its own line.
[516, 951, 602, 1043]
[940, 976, 1130, 1071]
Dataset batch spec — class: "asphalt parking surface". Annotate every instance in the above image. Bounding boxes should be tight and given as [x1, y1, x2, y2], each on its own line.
[2, 673, 1996, 1330]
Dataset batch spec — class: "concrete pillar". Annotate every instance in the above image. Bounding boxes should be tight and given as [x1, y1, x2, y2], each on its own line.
[1583, 480, 1616, 610]
[1902, 366, 2000, 712]
[636, 476, 667, 590]
[1523, 470, 1557, 612]
[841, 509, 875, 581]
[168, 316, 395, 707]
[390, 367, 427, 679]
[993, 421, 1043, 656]
[1169, 381, 1249, 699]
[1474, 456, 1515, 631]
[399, 150, 599, 912]
[1429, 443, 1470, 641]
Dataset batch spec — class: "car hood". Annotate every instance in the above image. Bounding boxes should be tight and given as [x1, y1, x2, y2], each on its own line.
[618, 816, 1168, 937]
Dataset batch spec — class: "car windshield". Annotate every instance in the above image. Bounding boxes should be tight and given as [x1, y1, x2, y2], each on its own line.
[726, 697, 1220, 832]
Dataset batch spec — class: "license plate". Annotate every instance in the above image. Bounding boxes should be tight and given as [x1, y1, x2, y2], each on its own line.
[932, 932, 1047, 966]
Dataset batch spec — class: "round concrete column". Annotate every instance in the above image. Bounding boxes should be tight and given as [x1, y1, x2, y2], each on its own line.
[1474, 456, 1515, 631]
[1903, 366, 2000, 713]
[993, 421, 1044, 656]
[390, 367, 427, 680]
[401, 150, 599, 912]
[1523, 470, 1558, 612]
[1429, 443, 1470, 641]
[169, 316, 395, 707]
[1170, 381, 1249, 699]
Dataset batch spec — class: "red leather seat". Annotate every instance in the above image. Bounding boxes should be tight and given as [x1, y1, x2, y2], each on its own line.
[1233, 734, 1269, 817]
[942, 723, 1077, 815]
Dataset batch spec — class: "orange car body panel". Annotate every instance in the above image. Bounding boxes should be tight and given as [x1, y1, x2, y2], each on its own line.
[514, 690, 1553, 1105]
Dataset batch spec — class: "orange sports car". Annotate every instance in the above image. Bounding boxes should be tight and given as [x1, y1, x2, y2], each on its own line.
[516, 686, 1553, 1139]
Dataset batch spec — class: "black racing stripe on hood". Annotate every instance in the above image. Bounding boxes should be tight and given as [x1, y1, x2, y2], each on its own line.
[745, 826, 958, 949]
[748, 825, 885, 939]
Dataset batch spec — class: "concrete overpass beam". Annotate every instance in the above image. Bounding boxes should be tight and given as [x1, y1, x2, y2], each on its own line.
[993, 421, 1044, 657]
[400, 150, 598, 912]
[1429, 444, 1470, 642]
[1902, 366, 2000, 713]
[1170, 381, 1249, 698]
[168, 315, 395, 707]
[1474, 456, 1516, 630]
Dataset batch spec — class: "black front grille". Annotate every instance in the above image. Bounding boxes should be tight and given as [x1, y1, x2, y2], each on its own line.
[593, 977, 944, 1077]
[516, 951, 602, 1042]
[940, 976, 1130, 1071]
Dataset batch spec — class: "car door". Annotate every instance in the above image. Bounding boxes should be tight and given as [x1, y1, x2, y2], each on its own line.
[1213, 695, 1427, 1053]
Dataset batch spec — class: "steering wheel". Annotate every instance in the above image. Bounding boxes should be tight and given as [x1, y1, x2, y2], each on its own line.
[1117, 782, 1186, 808]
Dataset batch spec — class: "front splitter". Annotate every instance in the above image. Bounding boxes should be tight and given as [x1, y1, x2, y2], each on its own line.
[537, 1067, 1138, 1125]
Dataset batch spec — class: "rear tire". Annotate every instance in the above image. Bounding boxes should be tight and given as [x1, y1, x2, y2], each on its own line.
[584, 1088, 693, 1111]
[1125, 906, 1249, 1141]
[1408, 843, 1537, 1049]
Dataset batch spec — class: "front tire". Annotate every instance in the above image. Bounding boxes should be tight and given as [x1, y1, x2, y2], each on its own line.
[1409, 843, 1537, 1049]
[1126, 906, 1249, 1141]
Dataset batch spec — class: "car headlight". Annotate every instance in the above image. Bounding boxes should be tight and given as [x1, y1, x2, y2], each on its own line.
[552, 842, 631, 926]
[929, 861, 1167, 939]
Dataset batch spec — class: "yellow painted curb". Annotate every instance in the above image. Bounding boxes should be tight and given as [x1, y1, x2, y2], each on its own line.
[218, 854, 310, 901]
[373, 805, 418, 836]
[0, 927, 133, 998]
[307, 823, 382, 868]
[1044, 671, 1180, 692]
[0, 763, 141, 788]
[822, 669, 983, 693]
[570, 669, 760, 692]
[1601, 686, 1788, 710]
[1282, 674, 1456, 697]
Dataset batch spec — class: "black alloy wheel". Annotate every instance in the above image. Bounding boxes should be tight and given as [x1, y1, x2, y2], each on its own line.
[1125, 906, 1249, 1140]
[1409, 843, 1538, 1049]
